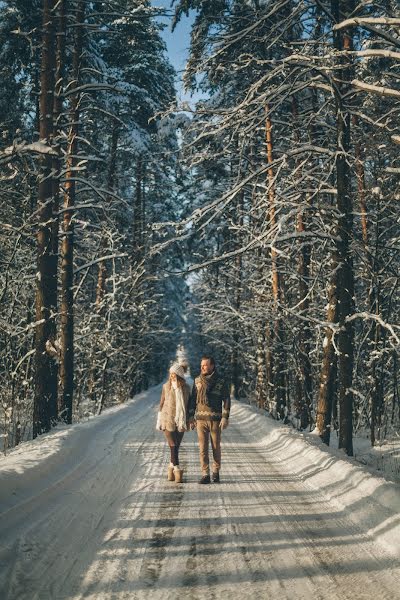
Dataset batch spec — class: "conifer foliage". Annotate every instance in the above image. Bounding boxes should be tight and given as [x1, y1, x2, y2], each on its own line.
[172, 0, 400, 454]
[0, 0, 185, 447]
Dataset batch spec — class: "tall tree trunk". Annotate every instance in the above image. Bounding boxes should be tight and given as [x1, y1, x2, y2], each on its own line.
[256, 328, 267, 408]
[334, 0, 355, 456]
[296, 204, 313, 428]
[292, 95, 312, 428]
[369, 212, 384, 446]
[265, 108, 286, 419]
[133, 156, 143, 257]
[391, 351, 398, 425]
[353, 116, 383, 446]
[263, 304, 275, 411]
[353, 115, 368, 246]
[316, 269, 339, 444]
[59, 0, 85, 423]
[141, 160, 147, 253]
[316, 0, 355, 454]
[95, 124, 119, 309]
[231, 182, 243, 400]
[33, 0, 57, 437]
[231, 250, 242, 401]
[89, 123, 120, 410]
[370, 312, 382, 445]
[129, 155, 145, 395]
[48, 0, 67, 424]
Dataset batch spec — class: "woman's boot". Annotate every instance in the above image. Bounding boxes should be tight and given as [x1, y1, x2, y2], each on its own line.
[167, 462, 175, 481]
[174, 465, 183, 483]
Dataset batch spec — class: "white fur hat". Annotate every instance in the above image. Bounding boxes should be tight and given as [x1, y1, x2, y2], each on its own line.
[169, 363, 186, 379]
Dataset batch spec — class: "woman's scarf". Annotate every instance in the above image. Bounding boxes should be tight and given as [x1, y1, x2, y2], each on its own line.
[173, 382, 186, 431]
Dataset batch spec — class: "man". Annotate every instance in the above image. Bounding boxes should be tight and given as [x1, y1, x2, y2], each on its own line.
[189, 355, 231, 484]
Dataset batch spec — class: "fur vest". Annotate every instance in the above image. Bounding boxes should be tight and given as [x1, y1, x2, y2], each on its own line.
[159, 381, 191, 432]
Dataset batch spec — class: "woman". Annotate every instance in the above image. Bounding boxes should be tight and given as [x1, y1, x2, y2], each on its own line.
[156, 363, 190, 483]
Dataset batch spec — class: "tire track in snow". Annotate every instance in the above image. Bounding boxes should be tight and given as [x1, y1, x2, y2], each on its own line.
[223, 431, 341, 599]
[138, 485, 185, 589]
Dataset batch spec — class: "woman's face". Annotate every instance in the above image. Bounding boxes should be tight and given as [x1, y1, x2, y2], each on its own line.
[170, 372, 177, 384]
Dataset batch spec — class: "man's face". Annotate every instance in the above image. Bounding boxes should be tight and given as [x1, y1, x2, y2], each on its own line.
[201, 359, 214, 376]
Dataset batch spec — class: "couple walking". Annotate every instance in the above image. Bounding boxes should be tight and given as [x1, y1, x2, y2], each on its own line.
[156, 355, 231, 484]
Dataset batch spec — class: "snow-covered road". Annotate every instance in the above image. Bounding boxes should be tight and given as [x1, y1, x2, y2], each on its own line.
[1, 385, 400, 599]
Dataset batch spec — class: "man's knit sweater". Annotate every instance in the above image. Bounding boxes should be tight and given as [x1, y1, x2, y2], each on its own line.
[189, 371, 231, 422]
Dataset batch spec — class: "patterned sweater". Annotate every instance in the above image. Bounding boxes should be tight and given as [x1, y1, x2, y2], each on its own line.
[188, 371, 231, 422]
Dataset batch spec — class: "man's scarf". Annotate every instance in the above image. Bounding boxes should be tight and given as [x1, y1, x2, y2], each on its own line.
[197, 371, 217, 405]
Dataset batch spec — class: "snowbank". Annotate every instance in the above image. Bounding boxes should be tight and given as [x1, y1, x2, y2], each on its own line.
[0, 387, 160, 516]
[235, 401, 400, 557]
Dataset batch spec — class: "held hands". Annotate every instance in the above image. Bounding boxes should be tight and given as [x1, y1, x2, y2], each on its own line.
[188, 418, 227, 430]
[219, 417, 228, 430]
[156, 411, 162, 431]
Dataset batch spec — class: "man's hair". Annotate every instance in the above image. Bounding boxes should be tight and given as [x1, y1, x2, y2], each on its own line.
[201, 354, 215, 366]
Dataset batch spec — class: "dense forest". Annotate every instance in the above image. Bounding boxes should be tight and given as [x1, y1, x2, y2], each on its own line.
[0, 0, 188, 446]
[1, 0, 399, 457]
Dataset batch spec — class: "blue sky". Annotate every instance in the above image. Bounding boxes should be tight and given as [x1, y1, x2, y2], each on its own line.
[152, 1, 193, 73]
[151, 1, 204, 104]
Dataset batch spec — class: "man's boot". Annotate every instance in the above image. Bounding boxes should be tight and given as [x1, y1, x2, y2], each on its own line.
[212, 472, 220, 483]
[198, 474, 211, 484]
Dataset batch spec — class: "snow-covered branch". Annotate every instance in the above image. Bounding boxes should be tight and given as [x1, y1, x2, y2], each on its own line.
[351, 80, 400, 99]
[333, 18, 400, 30]
[0, 141, 58, 163]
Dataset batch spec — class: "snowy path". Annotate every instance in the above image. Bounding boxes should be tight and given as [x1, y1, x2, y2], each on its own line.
[1, 386, 400, 599]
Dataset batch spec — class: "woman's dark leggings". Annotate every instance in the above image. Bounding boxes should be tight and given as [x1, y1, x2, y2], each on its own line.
[164, 430, 184, 465]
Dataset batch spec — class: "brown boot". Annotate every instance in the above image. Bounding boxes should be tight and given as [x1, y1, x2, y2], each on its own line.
[167, 463, 175, 481]
[174, 466, 183, 483]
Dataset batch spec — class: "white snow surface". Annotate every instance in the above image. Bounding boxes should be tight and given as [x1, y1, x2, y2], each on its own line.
[1, 386, 400, 599]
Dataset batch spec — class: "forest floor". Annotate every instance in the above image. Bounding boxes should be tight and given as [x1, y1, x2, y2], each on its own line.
[1, 385, 400, 599]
